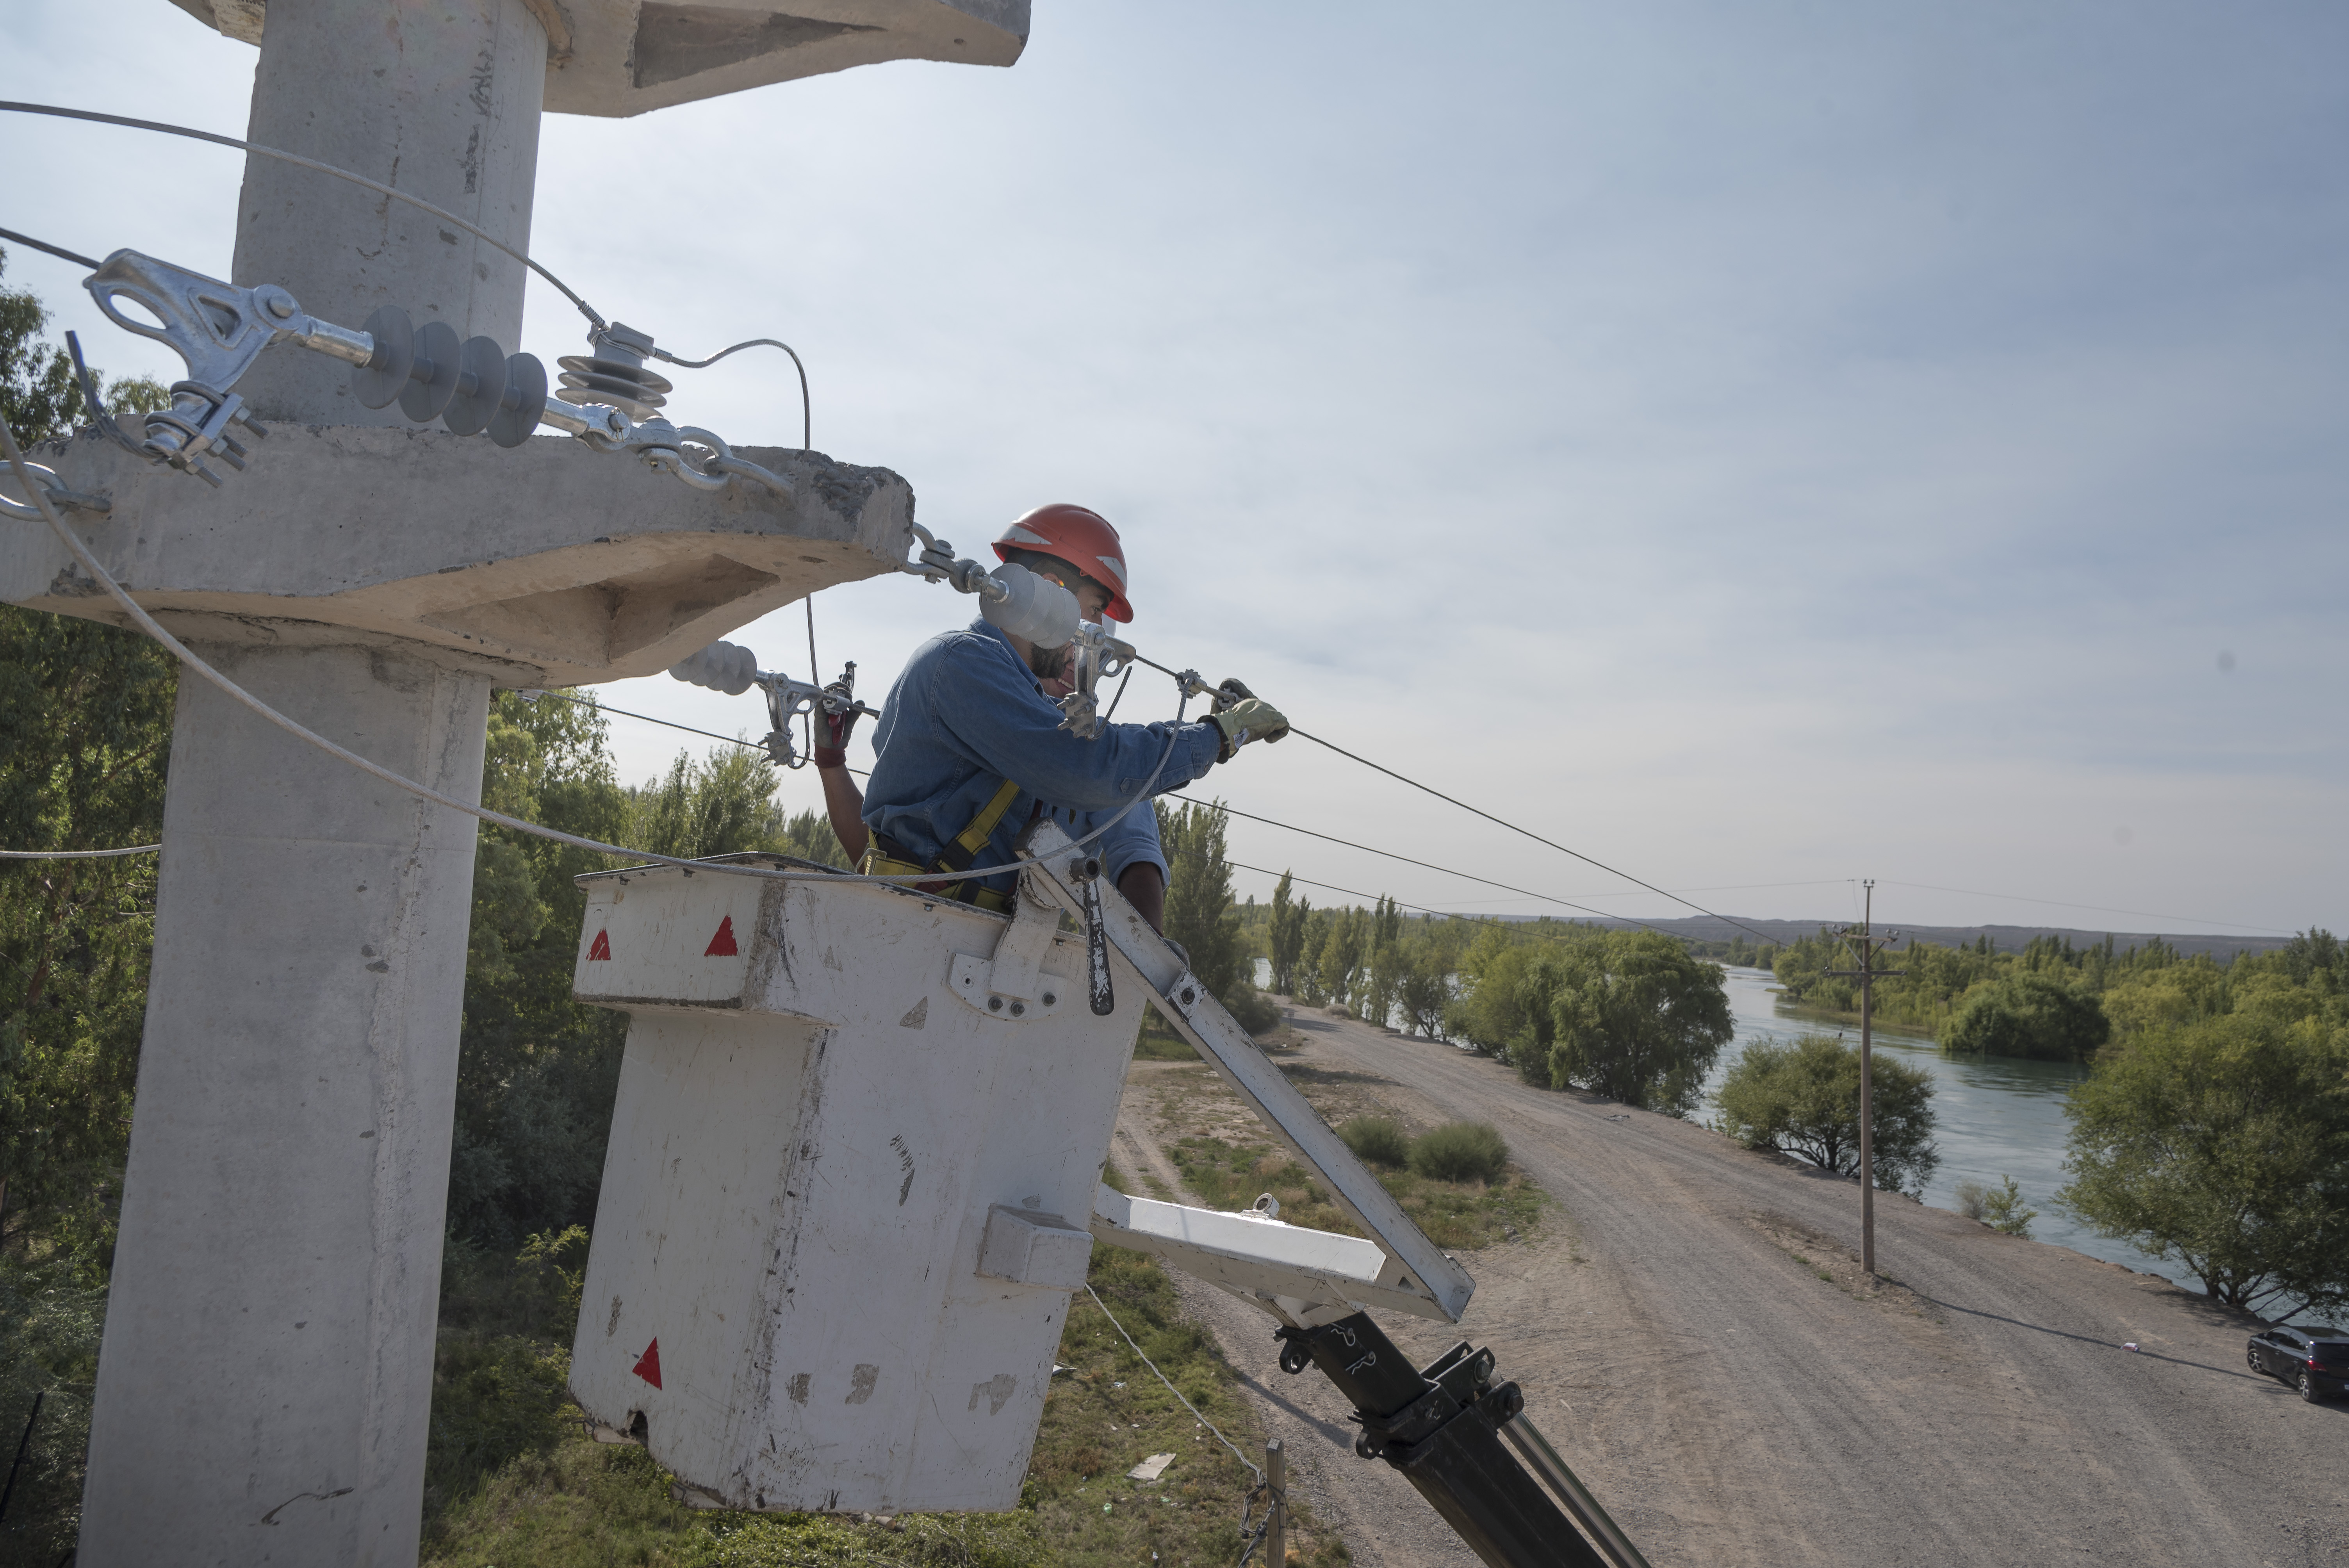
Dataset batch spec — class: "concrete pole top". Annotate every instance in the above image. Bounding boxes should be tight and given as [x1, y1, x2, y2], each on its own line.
[167, 0, 1031, 116]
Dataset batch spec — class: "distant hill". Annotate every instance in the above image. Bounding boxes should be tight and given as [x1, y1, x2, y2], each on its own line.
[1559, 913, 2293, 963]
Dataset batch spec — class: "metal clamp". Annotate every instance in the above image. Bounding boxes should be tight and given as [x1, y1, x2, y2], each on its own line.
[0, 460, 110, 521]
[73, 248, 793, 501]
[667, 642, 874, 770]
[946, 886, 1066, 1021]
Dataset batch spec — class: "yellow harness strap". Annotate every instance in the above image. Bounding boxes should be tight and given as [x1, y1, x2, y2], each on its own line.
[861, 778, 1025, 913]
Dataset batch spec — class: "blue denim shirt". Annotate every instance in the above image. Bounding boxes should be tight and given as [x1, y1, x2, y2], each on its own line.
[863, 619, 1224, 894]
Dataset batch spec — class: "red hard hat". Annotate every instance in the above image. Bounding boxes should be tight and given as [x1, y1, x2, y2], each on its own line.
[992, 503, 1134, 623]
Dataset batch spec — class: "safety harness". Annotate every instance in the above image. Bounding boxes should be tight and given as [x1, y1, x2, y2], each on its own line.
[860, 777, 1025, 913]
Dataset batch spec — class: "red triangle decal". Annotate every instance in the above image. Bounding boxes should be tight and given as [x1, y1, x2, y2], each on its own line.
[704, 915, 739, 958]
[632, 1337, 663, 1388]
[587, 928, 612, 961]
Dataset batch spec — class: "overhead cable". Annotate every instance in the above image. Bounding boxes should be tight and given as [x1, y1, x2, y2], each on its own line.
[0, 100, 608, 330]
[1, 420, 1173, 891]
[654, 338, 811, 450]
[1172, 793, 1674, 932]
[0, 844, 160, 860]
[1124, 652, 1784, 947]
[1281, 720, 1786, 948]
[0, 225, 100, 272]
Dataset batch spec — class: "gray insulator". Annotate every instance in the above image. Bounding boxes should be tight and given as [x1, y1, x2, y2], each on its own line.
[979, 563, 1080, 650]
[669, 640, 759, 695]
[558, 319, 672, 420]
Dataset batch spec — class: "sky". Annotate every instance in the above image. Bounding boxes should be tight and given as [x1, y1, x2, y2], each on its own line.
[6, 1, 2345, 938]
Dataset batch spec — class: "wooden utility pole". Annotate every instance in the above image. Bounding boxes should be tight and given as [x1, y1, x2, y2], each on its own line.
[1826, 880, 1905, 1274]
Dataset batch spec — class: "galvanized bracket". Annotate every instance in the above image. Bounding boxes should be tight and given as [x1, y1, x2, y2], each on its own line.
[1016, 821, 1476, 1324]
[946, 886, 1066, 1020]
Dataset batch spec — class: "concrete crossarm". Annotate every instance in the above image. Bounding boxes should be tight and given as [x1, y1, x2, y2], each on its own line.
[3, 424, 913, 686]
[1017, 819, 1478, 1325]
[1092, 1185, 1454, 1327]
[167, 0, 1030, 118]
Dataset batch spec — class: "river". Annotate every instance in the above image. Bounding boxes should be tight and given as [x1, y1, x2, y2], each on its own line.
[1696, 966, 2211, 1295]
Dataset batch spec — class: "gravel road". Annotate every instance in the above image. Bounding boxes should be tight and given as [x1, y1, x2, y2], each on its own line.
[1120, 1007, 2349, 1568]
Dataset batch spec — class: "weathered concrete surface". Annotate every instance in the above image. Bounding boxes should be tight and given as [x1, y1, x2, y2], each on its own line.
[168, 0, 1030, 119]
[77, 643, 490, 1566]
[9, 424, 914, 684]
[228, 0, 547, 426]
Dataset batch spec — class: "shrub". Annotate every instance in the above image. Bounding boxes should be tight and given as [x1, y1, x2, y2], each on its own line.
[1339, 1115, 1412, 1169]
[1983, 1176, 2036, 1238]
[1223, 979, 1282, 1037]
[1953, 1180, 1989, 1222]
[1411, 1122, 1509, 1184]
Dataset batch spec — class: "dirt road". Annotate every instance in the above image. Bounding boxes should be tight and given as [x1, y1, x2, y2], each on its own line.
[1119, 1009, 2348, 1568]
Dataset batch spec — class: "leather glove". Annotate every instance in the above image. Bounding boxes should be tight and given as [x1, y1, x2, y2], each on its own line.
[812, 690, 861, 768]
[1211, 697, 1289, 761]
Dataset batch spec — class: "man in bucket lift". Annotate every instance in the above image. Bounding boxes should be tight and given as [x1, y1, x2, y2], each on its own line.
[811, 503, 1287, 931]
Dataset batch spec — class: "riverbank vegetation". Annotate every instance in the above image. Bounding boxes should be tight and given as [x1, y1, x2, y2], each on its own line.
[1714, 1034, 1939, 1196]
[1770, 925, 2345, 1065]
[2060, 994, 2349, 1320]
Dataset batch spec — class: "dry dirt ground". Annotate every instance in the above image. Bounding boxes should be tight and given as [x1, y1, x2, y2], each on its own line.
[1114, 1005, 2349, 1568]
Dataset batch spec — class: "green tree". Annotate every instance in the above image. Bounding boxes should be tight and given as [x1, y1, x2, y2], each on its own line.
[1154, 798, 1245, 1002]
[1292, 906, 1331, 1005]
[1314, 908, 1368, 1018]
[0, 251, 178, 1561]
[1267, 871, 1309, 994]
[448, 692, 634, 1245]
[1396, 935, 1454, 1039]
[1446, 923, 1566, 1069]
[1544, 930, 1734, 1115]
[2059, 1013, 2349, 1317]
[4, 245, 169, 444]
[1943, 973, 2110, 1062]
[1716, 1033, 1940, 1196]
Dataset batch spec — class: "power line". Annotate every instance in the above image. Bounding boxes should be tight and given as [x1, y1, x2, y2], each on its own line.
[1225, 861, 1473, 921]
[1170, 794, 1667, 930]
[0, 844, 160, 860]
[1178, 792, 1849, 918]
[0, 225, 100, 272]
[0, 100, 607, 329]
[1279, 723, 1787, 948]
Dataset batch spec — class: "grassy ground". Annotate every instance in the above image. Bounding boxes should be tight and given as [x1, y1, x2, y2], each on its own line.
[1168, 1133, 1541, 1252]
[419, 1197, 1347, 1568]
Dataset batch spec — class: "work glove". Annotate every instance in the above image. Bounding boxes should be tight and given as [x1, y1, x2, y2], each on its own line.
[1211, 697, 1289, 761]
[812, 688, 861, 768]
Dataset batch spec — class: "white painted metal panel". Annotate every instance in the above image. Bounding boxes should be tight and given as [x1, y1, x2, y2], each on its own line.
[569, 857, 1147, 1512]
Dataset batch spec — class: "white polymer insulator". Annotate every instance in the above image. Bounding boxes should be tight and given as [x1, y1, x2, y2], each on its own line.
[978, 563, 1079, 650]
[668, 640, 759, 695]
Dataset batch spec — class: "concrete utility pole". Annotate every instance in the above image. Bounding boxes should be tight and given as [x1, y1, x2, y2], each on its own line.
[1826, 880, 1903, 1275]
[2, 2, 1028, 1561]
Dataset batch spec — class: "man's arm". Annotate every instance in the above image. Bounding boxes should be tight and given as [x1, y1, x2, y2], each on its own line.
[934, 638, 1224, 812]
[819, 764, 868, 862]
[1119, 862, 1166, 932]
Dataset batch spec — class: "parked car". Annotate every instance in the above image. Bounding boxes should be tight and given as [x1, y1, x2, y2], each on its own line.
[2246, 1327, 2349, 1402]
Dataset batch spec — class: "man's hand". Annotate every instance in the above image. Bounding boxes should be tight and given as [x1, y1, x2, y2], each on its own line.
[813, 690, 861, 769]
[1211, 697, 1289, 761]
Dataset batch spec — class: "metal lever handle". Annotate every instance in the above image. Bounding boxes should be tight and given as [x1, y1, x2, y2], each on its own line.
[1073, 856, 1115, 1016]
